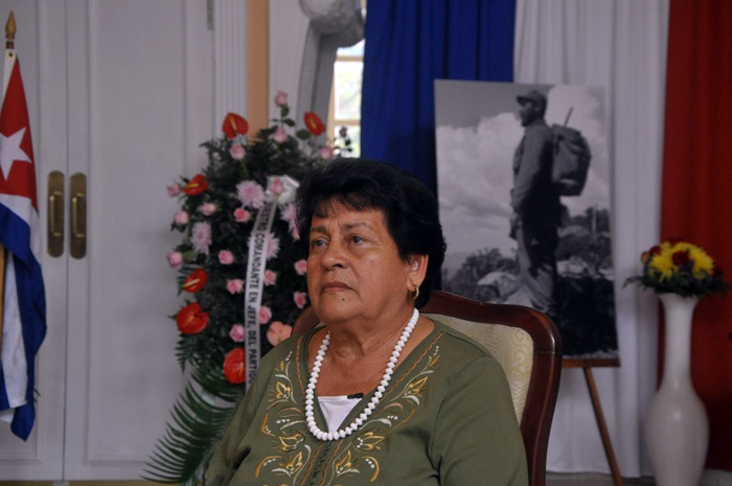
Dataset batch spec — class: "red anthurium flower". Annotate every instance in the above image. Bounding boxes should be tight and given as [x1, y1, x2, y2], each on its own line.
[224, 348, 246, 384]
[304, 112, 326, 136]
[184, 174, 209, 196]
[176, 302, 209, 334]
[222, 112, 249, 138]
[183, 269, 208, 293]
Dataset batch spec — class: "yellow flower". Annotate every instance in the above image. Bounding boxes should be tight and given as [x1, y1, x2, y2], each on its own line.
[647, 247, 675, 280]
[675, 242, 715, 276]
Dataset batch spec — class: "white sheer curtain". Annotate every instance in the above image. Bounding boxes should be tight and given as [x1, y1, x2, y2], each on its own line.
[514, 0, 670, 476]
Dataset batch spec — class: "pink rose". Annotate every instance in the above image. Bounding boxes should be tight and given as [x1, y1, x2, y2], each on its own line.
[259, 305, 272, 324]
[319, 145, 334, 160]
[234, 207, 251, 223]
[198, 203, 216, 216]
[264, 270, 277, 286]
[294, 291, 308, 309]
[267, 321, 292, 346]
[226, 279, 244, 294]
[229, 143, 246, 160]
[167, 250, 183, 268]
[274, 90, 288, 107]
[294, 259, 307, 275]
[271, 126, 288, 144]
[218, 250, 235, 265]
[229, 324, 245, 343]
[167, 184, 181, 197]
[191, 222, 212, 254]
[269, 177, 285, 195]
[173, 210, 189, 226]
[236, 180, 265, 209]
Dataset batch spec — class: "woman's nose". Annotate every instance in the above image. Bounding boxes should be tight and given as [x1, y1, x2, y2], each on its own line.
[320, 241, 346, 268]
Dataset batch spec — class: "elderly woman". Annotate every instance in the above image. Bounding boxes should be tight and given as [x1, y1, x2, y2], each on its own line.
[207, 159, 527, 486]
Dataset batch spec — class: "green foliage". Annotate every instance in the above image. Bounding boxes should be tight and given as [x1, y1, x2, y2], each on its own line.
[143, 360, 244, 486]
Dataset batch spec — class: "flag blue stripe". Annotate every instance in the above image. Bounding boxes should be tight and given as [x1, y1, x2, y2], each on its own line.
[0, 199, 46, 441]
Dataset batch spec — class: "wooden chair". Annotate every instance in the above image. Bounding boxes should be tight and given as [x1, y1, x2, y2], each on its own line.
[293, 290, 563, 486]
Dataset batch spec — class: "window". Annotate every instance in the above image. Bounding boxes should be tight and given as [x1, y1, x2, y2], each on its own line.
[328, 39, 364, 157]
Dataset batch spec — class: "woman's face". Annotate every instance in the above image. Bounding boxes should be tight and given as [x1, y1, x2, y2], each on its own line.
[306, 201, 423, 326]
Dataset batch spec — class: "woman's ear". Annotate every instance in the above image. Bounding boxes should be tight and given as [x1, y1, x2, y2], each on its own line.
[407, 254, 429, 287]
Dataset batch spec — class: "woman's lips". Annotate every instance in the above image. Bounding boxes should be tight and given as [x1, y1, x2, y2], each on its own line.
[320, 281, 350, 293]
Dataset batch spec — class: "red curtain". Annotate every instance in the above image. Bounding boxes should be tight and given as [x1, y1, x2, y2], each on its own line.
[661, 0, 732, 470]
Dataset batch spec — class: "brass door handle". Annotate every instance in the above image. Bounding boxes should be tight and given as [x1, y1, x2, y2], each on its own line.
[70, 173, 87, 259]
[47, 171, 65, 257]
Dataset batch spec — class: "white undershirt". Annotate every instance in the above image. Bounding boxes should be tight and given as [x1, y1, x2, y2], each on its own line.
[318, 395, 361, 432]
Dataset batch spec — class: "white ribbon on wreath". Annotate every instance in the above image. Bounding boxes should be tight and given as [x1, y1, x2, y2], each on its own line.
[244, 175, 300, 386]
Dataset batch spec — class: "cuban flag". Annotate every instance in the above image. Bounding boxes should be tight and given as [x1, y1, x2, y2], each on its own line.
[0, 43, 46, 440]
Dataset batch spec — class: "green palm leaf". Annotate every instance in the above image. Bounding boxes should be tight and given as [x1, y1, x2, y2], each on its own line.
[143, 360, 245, 486]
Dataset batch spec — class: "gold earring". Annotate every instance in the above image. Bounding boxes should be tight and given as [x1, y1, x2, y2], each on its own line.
[412, 285, 420, 301]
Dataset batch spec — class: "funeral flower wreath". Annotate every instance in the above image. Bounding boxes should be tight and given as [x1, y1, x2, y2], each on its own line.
[145, 92, 352, 486]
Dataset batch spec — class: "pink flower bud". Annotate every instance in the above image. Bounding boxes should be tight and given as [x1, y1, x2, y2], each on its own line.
[167, 184, 181, 197]
[269, 177, 285, 195]
[264, 270, 277, 286]
[198, 203, 217, 216]
[259, 305, 272, 324]
[218, 250, 235, 265]
[229, 324, 245, 343]
[167, 250, 183, 268]
[274, 90, 288, 107]
[319, 145, 334, 160]
[294, 291, 308, 309]
[226, 279, 244, 294]
[294, 259, 308, 275]
[174, 210, 189, 226]
[229, 144, 246, 160]
[234, 207, 251, 223]
[267, 321, 293, 345]
[271, 126, 288, 144]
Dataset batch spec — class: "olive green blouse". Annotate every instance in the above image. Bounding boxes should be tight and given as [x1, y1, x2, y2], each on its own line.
[206, 319, 528, 486]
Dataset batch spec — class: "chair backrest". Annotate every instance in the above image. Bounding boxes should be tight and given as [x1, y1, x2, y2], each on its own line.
[293, 290, 562, 486]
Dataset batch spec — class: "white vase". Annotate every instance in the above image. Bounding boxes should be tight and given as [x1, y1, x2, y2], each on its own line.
[644, 293, 709, 486]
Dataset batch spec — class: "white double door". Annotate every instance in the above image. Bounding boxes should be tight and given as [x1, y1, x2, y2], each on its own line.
[0, 0, 215, 479]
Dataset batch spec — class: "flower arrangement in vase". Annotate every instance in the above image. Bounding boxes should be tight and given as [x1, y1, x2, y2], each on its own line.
[625, 240, 729, 297]
[145, 92, 350, 486]
[626, 239, 729, 486]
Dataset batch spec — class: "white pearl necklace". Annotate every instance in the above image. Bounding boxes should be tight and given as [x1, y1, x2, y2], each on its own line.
[305, 308, 419, 441]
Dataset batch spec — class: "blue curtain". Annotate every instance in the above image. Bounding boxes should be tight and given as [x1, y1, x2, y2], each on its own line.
[361, 0, 516, 192]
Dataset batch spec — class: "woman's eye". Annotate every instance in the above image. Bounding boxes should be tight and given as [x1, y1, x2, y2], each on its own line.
[310, 239, 326, 249]
[350, 235, 364, 244]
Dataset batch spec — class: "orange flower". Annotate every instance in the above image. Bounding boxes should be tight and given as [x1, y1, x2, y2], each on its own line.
[222, 112, 249, 138]
[304, 112, 326, 136]
[184, 174, 209, 196]
[224, 348, 246, 384]
[176, 302, 209, 334]
[182, 269, 207, 293]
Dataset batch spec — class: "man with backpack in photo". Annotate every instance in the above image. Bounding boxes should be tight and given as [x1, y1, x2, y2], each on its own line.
[510, 89, 561, 321]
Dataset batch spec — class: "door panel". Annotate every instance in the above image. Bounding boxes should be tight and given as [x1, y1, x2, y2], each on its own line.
[0, 0, 213, 479]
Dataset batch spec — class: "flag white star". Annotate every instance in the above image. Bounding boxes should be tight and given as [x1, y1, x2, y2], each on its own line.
[0, 127, 31, 179]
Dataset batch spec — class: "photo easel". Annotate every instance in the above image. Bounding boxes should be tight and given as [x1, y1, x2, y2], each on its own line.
[563, 357, 623, 486]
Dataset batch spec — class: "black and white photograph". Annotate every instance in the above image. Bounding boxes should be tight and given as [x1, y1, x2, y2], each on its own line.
[435, 80, 618, 359]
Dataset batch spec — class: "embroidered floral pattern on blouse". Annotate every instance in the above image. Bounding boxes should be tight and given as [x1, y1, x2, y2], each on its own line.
[256, 336, 442, 486]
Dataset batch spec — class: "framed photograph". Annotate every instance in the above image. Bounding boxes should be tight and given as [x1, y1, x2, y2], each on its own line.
[435, 80, 618, 360]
